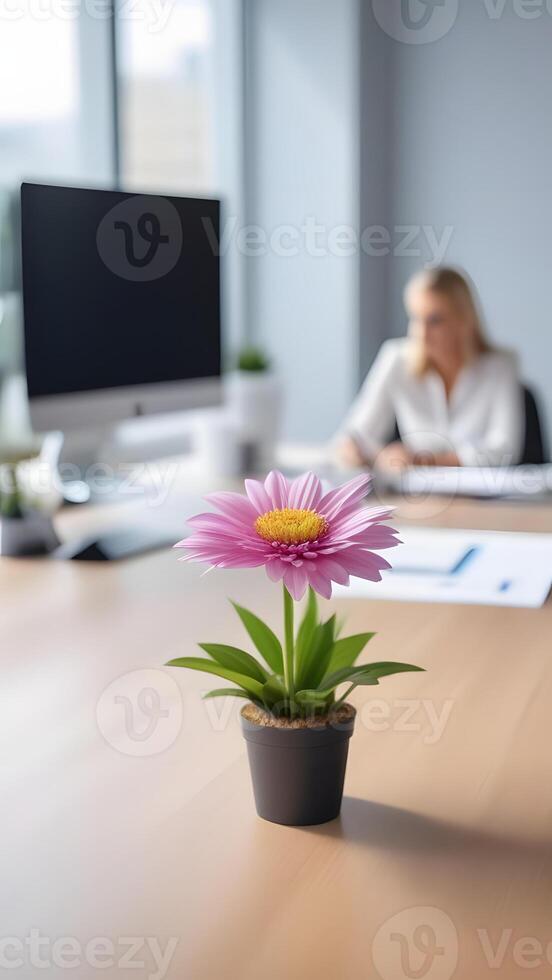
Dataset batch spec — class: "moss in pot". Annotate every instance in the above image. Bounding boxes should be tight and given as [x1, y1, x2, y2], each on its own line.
[166, 470, 423, 827]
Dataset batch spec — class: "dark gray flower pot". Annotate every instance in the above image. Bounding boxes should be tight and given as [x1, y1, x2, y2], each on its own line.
[0, 513, 59, 557]
[241, 709, 355, 826]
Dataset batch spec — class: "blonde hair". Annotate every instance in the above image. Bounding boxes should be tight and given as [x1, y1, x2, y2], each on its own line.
[405, 267, 492, 375]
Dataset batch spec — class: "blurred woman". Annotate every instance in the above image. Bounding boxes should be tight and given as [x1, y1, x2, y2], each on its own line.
[337, 267, 523, 470]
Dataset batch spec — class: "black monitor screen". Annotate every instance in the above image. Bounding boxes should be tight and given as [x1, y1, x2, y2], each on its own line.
[21, 183, 221, 398]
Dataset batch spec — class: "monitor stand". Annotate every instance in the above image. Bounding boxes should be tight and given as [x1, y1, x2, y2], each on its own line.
[41, 432, 185, 561]
[43, 429, 131, 506]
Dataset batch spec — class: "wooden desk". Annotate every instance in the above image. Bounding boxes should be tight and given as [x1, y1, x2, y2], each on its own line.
[3, 481, 552, 980]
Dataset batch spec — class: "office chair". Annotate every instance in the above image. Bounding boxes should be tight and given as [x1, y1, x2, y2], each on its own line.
[520, 385, 547, 465]
[389, 384, 548, 465]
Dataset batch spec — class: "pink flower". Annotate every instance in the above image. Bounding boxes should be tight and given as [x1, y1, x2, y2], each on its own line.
[175, 470, 400, 600]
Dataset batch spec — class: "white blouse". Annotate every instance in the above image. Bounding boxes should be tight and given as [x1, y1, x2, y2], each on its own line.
[343, 339, 524, 467]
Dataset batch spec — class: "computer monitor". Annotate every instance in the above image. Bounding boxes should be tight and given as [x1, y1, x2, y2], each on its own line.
[21, 182, 222, 434]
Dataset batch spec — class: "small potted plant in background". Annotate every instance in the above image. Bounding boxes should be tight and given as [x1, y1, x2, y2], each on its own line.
[0, 455, 61, 556]
[167, 470, 423, 826]
[225, 345, 281, 472]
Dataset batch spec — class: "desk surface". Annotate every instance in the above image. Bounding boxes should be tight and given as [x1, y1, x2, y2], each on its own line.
[3, 473, 552, 980]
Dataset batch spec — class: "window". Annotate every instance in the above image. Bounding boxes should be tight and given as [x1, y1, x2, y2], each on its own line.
[116, 0, 216, 193]
[0, 15, 113, 186]
[0, 18, 78, 184]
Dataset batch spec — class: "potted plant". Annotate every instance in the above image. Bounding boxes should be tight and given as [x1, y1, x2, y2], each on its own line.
[167, 470, 423, 826]
[0, 457, 61, 556]
[225, 346, 281, 471]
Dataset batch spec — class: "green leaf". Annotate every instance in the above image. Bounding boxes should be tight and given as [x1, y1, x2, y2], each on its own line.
[326, 633, 376, 675]
[295, 692, 333, 718]
[262, 674, 287, 710]
[294, 587, 318, 675]
[314, 676, 380, 700]
[359, 661, 425, 681]
[295, 689, 332, 706]
[320, 661, 424, 692]
[165, 657, 265, 700]
[199, 643, 268, 684]
[203, 688, 254, 701]
[231, 602, 284, 674]
[295, 615, 337, 692]
[334, 616, 346, 639]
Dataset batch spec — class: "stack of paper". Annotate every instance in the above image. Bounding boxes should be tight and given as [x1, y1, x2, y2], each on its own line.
[335, 526, 552, 608]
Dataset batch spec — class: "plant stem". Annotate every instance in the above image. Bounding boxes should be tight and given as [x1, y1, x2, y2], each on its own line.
[283, 584, 295, 715]
[334, 683, 355, 710]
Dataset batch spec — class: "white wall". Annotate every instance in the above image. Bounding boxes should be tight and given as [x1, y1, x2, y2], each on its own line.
[383, 3, 552, 449]
[245, 0, 360, 442]
[236, 1, 552, 449]
[358, 2, 393, 378]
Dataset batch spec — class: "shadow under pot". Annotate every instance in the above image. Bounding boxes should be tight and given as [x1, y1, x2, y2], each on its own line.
[241, 707, 356, 827]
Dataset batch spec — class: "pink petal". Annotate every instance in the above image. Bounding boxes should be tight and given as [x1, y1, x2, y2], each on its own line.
[313, 556, 350, 586]
[325, 523, 401, 550]
[244, 479, 273, 515]
[211, 554, 268, 568]
[185, 522, 265, 544]
[318, 473, 372, 521]
[264, 470, 290, 509]
[288, 472, 323, 510]
[204, 491, 258, 525]
[304, 565, 333, 599]
[347, 529, 401, 549]
[283, 564, 309, 600]
[184, 532, 265, 554]
[330, 505, 395, 536]
[187, 512, 260, 540]
[337, 548, 392, 581]
[266, 559, 286, 582]
[328, 508, 395, 538]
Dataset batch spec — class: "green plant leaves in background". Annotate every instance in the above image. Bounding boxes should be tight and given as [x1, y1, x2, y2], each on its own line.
[231, 602, 284, 674]
[320, 661, 425, 693]
[294, 615, 336, 692]
[294, 588, 318, 668]
[167, 593, 424, 719]
[203, 688, 253, 702]
[165, 656, 265, 701]
[199, 643, 268, 684]
[326, 632, 376, 675]
[262, 674, 287, 710]
[295, 689, 334, 709]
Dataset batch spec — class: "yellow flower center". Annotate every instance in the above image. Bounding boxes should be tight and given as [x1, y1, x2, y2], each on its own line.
[255, 508, 328, 545]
